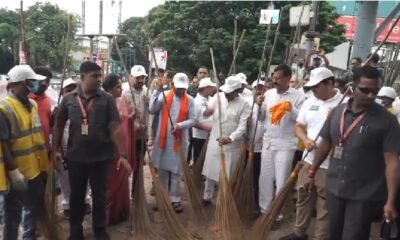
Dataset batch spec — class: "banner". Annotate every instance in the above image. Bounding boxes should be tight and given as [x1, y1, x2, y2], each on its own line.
[336, 15, 400, 43]
[149, 48, 168, 70]
[259, 9, 280, 25]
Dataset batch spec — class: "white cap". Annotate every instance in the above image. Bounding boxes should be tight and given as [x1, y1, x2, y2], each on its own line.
[304, 67, 334, 87]
[7, 65, 46, 83]
[198, 77, 217, 88]
[236, 73, 247, 85]
[220, 76, 242, 93]
[63, 78, 77, 89]
[130, 65, 148, 77]
[173, 73, 189, 89]
[252, 80, 265, 88]
[378, 86, 397, 99]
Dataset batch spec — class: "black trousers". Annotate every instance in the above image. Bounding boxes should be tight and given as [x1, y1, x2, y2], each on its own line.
[326, 190, 375, 240]
[68, 160, 109, 238]
[191, 137, 207, 165]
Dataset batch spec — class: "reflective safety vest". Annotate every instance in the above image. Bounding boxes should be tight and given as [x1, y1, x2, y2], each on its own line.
[0, 95, 49, 180]
[0, 143, 7, 191]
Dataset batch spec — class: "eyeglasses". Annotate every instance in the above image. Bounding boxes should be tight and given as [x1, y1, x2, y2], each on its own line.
[356, 86, 380, 95]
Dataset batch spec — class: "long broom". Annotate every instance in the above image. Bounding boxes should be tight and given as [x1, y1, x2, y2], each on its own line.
[40, 14, 73, 240]
[113, 37, 161, 239]
[250, 87, 351, 240]
[235, 11, 283, 223]
[210, 48, 246, 240]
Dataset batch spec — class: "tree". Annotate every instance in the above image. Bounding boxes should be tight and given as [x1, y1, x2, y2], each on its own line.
[25, 2, 79, 71]
[0, 2, 79, 73]
[120, 1, 346, 81]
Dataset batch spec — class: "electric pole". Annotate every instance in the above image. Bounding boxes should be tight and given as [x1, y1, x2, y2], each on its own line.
[82, 0, 86, 35]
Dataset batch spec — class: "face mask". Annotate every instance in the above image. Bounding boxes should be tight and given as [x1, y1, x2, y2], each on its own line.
[298, 63, 304, 68]
[375, 98, 384, 106]
[25, 80, 40, 93]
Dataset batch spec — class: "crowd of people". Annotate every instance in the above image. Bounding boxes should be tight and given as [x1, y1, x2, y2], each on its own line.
[0, 50, 399, 240]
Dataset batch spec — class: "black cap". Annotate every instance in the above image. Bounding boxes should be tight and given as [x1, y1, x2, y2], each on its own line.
[80, 61, 101, 73]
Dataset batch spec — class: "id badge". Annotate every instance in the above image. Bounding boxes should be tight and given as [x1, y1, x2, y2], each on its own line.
[81, 124, 89, 135]
[333, 145, 344, 159]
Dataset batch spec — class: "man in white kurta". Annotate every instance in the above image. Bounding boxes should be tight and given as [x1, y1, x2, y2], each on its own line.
[192, 78, 217, 164]
[258, 64, 305, 218]
[202, 76, 251, 204]
[149, 73, 196, 211]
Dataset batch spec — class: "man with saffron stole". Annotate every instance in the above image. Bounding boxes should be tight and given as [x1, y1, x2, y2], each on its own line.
[149, 73, 196, 213]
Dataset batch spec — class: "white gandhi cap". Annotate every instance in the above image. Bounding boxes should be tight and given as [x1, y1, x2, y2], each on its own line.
[220, 76, 242, 93]
[173, 73, 189, 89]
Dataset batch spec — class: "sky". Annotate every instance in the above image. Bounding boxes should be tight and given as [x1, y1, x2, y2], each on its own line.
[0, 0, 165, 34]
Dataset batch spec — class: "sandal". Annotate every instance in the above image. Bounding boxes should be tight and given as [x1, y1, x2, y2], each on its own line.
[171, 202, 183, 213]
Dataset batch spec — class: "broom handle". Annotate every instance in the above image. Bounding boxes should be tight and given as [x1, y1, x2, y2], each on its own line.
[365, 15, 400, 65]
[228, 30, 246, 76]
[57, 15, 72, 105]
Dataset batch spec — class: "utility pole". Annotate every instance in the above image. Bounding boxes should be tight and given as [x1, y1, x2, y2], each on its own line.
[118, 0, 122, 33]
[82, 0, 86, 35]
[304, 1, 319, 56]
[99, 0, 103, 35]
[351, 1, 379, 60]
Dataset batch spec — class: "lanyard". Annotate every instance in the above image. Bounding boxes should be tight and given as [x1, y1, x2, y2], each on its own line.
[77, 96, 94, 124]
[339, 108, 366, 145]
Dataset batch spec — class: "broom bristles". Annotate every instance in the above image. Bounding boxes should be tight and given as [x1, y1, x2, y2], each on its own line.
[40, 168, 62, 240]
[192, 140, 208, 190]
[151, 172, 192, 240]
[229, 145, 247, 191]
[178, 147, 209, 224]
[130, 160, 161, 239]
[235, 151, 257, 224]
[216, 154, 246, 240]
[250, 162, 304, 239]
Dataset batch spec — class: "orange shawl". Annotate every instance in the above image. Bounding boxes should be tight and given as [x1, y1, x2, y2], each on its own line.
[159, 90, 189, 152]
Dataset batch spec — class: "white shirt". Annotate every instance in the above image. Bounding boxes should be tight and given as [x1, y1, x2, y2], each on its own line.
[122, 85, 149, 126]
[296, 90, 345, 169]
[207, 92, 251, 145]
[193, 93, 213, 139]
[240, 88, 254, 105]
[262, 88, 305, 150]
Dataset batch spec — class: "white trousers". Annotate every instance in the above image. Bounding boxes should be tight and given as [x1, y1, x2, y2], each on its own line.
[259, 149, 296, 213]
[203, 178, 217, 201]
[158, 169, 182, 202]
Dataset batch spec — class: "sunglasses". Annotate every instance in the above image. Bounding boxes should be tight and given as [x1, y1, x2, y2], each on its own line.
[356, 86, 380, 95]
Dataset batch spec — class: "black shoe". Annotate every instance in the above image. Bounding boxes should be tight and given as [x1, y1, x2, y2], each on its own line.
[94, 230, 110, 240]
[201, 199, 212, 207]
[279, 233, 308, 240]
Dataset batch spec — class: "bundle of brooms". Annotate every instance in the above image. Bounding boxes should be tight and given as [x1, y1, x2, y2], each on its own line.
[210, 48, 246, 240]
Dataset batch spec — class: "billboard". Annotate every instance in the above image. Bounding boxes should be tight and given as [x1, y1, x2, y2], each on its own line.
[336, 15, 400, 43]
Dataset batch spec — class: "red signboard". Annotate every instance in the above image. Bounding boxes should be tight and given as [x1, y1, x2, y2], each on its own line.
[336, 15, 400, 43]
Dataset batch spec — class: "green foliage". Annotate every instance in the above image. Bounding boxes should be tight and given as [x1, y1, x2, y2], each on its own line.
[120, 1, 346, 81]
[0, 2, 79, 73]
